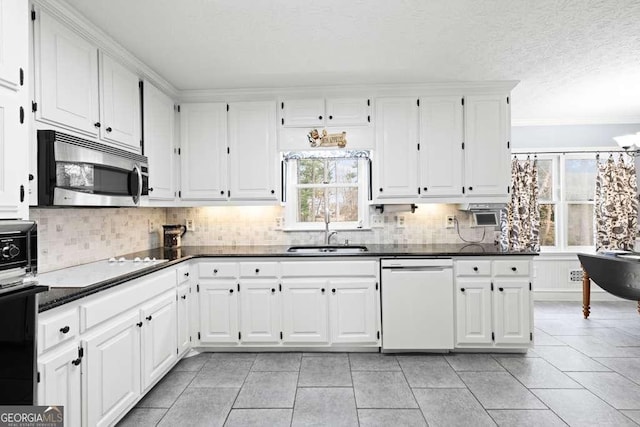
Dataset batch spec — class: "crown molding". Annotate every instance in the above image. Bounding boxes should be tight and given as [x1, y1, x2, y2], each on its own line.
[32, 0, 179, 99]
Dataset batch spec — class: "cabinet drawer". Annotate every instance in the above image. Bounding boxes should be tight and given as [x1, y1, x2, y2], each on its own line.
[239, 262, 279, 278]
[38, 307, 80, 354]
[198, 262, 238, 278]
[493, 260, 530, 276]
[80, 269, 176, 331]
[456, 260, 491, 276]
[177, 264, 191, 285]
[281, 261, 376, 277]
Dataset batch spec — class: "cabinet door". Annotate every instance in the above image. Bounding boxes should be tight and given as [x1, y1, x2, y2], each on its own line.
[0, 0, 24, 91]
[329, 279, 378, 344]
[99, 53, 141, 152]
[198, 280, 239, 343]
[35, 10, 99, 136]
[464, 95, 510, 196]
[239, 279, 280, 343]
[281, 98, 324, 127]
[419, 96, 464, 197]
[85, 311, 141, 427]
[281, 279, 328, 343]
[141, 291, 178, 390]
[455, 279, 492, 345]
[374, 97, 419, 199]
[228, 101, 277, 200]
[38, 344, 82, 427]
[493, 279, 531, 345]
[143, 81, 175, 200]
[177, 285, 190, 356]
[326, 98, 370, 126]
[179, 103, 227, 200]
[0, 89, 25, 218]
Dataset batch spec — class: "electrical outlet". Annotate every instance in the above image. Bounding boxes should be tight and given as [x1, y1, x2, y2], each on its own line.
[396, 215, 405, 228]
[185, 219, 195, 231]
[275, 217, 285, 230]
[371, 214, 384, 228]
[446, 215, 455, 228]
[148, 219, 155, 233]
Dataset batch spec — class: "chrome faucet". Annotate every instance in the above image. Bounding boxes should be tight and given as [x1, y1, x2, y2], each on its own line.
[323, 204, 338, 245]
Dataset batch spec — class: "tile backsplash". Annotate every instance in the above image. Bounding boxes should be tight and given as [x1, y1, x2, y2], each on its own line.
[30, 208, 166, 272]
[30, 204, 496, 272]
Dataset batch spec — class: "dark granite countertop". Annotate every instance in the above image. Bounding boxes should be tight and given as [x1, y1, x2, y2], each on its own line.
[38, 244, 537, 312]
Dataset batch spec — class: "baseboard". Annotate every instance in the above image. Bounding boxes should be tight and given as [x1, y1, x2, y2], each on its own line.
[534, 290, 626, 302]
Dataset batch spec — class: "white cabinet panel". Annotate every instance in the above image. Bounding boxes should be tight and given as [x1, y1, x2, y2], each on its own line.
[281, 98, 324, 127]
[99, 53, 140, 152]
[0, 89, 25, 218]
[38, 344, 82, 427]
[0, 0, 23, 91]
[281, 279, 328, 343]
[374, 97, 419, 199]
[228, 101, 277, 200]
[464, 95, 510, 197]
[141, 291, 177, 390]
[143, 81, 175, 200]
[177, 285, 190, 356]
[239, 279, 280, 343]
[198, 280, 239, 343]
[84, 311, 141, 427]
[35, 10, 99, 136]
[493, 279, 531, 345]
[419, 96, 463, 197]
[326, 98, 370, 126]
[179, 103, 227, 200]
[455, 279, 492, 345]
[329, 279, 377, 344]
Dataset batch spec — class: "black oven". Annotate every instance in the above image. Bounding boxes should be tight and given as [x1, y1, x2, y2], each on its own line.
[37, 130, 149, 207]
[0, 220, 46, 405]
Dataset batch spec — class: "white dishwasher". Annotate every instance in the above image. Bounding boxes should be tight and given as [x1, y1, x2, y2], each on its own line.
[381, 258, 454, 352]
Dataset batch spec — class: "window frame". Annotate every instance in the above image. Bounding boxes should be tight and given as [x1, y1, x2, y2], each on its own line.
[283, 156, 370, 231]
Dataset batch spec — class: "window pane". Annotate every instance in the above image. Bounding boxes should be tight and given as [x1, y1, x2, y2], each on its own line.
[567, 204, 594, 246]
[565, 159, 597, 201]
[298, 159, 325, 184]
[297, 188, 325, 222]
[536, 159, 553, 201]
[327, 188, 359, 222]
[539, 204, 556, 246]
[335, 159, 358, 184]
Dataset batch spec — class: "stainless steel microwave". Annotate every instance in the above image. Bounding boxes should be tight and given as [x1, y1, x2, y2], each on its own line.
[37, 130, 149, 207]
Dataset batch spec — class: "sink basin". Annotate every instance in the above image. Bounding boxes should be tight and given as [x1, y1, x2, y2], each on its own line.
[287, 245, 369, 254]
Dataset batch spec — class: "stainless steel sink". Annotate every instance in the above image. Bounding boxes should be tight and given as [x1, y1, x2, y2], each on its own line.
[287, 245, 369, 254]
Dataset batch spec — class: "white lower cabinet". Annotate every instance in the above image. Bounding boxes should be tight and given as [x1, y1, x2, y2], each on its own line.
[454, 257, 533, 349]
[281, 279, 329, 344]
[177, 285, 191, 356]
[240, 279, 281, 343]
[329, 279, 378, 344]
[37, 343, 82, 427]
[84, 311, 141, 427]
[198, 280, 239, 344]
[141, 291, 178, 390]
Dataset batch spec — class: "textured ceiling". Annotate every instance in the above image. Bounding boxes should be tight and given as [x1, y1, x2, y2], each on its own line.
[63, 0, 640, 125]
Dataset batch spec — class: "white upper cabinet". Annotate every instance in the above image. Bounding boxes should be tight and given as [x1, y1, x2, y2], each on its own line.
[463, 94, 510, 197]
[143, 81, 175, 200]
[374, 97, 419, 199]
[99, 53, 141, 151]
[35, 9, 100, 137]
[280, 98, 324, 127]
[228, 101, 278, 200]
[325, 98, 370, 126]
[419, 96, 464, 197]
[0, 0, 24, 90]
[179, 103, 227, 200]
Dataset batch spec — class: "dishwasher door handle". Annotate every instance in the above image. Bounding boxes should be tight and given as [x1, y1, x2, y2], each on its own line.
[384, 267, 451, 272]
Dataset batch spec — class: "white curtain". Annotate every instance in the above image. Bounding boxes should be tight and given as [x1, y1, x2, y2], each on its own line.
[500, 157, 540, 252]
[594, 154, 638, 251]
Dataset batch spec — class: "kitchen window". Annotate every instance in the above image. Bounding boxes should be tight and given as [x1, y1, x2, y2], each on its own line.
[283, 151, 370, 230]
[519, 152, 598, 251]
